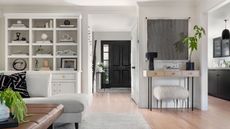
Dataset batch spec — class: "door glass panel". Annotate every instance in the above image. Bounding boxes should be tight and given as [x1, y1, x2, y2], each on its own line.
[102, 44, 110, 85]
[103, 45, 109, 52]
[103, 53, 109, 60]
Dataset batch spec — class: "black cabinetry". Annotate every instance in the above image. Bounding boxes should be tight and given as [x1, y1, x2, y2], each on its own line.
[213, 37, 230, 57]
[208, 69, 230, 100]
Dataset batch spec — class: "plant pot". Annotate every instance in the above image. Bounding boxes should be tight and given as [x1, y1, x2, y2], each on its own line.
[186, 62, 195, 70]
[0, 103, 10, 122]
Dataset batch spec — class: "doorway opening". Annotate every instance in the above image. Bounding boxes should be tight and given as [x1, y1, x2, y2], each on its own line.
[101, 41, 131, 89]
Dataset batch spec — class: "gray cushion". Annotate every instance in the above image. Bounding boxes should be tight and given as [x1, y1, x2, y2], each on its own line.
[24, 93, 89, 113]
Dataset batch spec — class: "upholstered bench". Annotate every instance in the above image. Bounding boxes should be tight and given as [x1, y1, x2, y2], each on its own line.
[153, 85, 189, 109]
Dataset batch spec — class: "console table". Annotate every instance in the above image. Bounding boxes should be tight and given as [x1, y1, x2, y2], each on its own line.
[4, 104, 64, 129]
[143, 70, 200, 111]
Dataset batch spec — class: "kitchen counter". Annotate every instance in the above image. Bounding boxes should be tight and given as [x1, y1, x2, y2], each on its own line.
[209, 68, 230, 70]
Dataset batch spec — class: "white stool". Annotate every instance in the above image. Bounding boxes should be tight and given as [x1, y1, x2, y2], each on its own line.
[153, 85, 189, 110]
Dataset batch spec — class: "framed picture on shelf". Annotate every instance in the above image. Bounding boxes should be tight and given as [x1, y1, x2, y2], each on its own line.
[61, 58, 77, 70]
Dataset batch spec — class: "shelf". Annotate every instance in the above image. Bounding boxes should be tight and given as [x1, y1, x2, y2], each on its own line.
[32, 28, 53, 31]
[56, 55, 78, 58]
[8, 28, 29, 30]
[56, 43, 77, 46]
[8, 43, 29, 46]
[32, 43, 53, 46]
[56, 28, 77, 31]
[32, 55, 53, 58]
[8, 55, 29, 58]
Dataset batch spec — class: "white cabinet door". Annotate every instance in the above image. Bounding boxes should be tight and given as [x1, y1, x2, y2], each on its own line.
[59, 82, 76, 94]
[52, 82, 76, 95]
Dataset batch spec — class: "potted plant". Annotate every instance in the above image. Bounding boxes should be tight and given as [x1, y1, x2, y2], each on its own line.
[183, 25, 205, 70]
[0, 88, 27, 123]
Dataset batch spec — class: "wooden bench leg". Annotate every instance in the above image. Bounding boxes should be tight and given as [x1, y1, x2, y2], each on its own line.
[48, 124, 53, 129]
[75, 123, 79, 129]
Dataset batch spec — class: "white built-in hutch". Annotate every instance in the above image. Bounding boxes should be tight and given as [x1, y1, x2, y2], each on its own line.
[4, 13, 82, 95]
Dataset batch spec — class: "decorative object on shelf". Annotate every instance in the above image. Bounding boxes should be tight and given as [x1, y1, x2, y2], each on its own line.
[16, 32, 20, 41]
[12, 32, 27, 43]
[10, 20, 27, 28]
[35, 33, 51, 43]
[56, 49, 77, 56]
[49, 20, 53, 28]
[12, 59, 27, 71]
[146, 52, 158, 70]
[60, 33, 74, 42]
[34, 59, 39, 71]
[35, 45, 44, 55]
[222, 19, 230, 39]
[41, 33, 48, 41]
[40, 59, 50, 71]
[60, 20, 75, 28]
[182, 25, 205, 70]
[21, 37, 26, 41]
[64, 19, 70, 25]
[61, 58, 77, 70]
[0, 102, 10, 122]
[0, 88, 27, 123]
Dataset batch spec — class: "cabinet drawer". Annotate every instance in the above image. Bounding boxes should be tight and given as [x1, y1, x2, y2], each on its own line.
[52, 73, 76, 80]
[182, 71, 200, 77]
[164, 71, 181, 76]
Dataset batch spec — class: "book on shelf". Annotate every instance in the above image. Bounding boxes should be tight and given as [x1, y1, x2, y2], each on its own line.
[36, 41, 51, 43]
[10, 54, 28, 56]
[11, 41, 27, 43]
[10, 24, 27, 28]
[35, 54, 52, 56]
[59, 25, 75, 28]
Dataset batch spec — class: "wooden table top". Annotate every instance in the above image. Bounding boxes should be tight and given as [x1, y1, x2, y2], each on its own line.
[5, 104, 64, 129]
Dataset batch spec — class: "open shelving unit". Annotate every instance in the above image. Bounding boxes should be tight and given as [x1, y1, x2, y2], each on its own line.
[5, 13, 82, 94]
[5, 14, 81, 72]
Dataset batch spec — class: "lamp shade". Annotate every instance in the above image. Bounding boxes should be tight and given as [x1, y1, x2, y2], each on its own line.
[222, 29, 230, 39]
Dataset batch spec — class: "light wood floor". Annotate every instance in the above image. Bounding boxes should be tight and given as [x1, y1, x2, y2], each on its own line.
[88, 92, 230, 129]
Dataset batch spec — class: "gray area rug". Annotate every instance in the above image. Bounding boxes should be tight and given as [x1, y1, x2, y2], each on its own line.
[54, 112, 151, 129]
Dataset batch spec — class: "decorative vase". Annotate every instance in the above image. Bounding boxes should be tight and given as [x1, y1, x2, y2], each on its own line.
[0, 103, 10, 122]
[64, 20, 70, 25]
[41, 33, 48, 41]
[186, 61, 195, 70]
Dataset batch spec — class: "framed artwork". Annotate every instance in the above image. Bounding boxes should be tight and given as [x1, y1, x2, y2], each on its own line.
[61, 58, 77, 70]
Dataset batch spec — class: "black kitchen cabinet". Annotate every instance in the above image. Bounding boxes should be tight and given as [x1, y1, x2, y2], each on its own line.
[208, 69, 230, 100]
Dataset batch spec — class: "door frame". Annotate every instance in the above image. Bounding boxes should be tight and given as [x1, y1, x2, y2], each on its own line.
[101, 40, 131, 88]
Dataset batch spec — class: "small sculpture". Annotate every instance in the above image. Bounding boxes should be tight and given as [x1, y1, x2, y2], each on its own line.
[16, 32, 21, 41]
[64, 20, 70, 25]
[41, 33, 48, 41]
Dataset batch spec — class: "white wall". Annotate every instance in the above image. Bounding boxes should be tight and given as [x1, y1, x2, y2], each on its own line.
[137, 1, 200, 108]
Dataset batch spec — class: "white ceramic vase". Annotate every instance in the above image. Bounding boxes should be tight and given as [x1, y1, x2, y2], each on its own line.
[0, 103, 10, 122]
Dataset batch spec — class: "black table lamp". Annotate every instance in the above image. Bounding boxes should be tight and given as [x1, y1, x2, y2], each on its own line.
[146, 52, 158, 70]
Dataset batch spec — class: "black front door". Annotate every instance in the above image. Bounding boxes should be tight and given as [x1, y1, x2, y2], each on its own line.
[101, 41, 131, 88]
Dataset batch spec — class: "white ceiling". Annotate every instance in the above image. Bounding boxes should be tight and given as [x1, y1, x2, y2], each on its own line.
[0, 0, 195, 6]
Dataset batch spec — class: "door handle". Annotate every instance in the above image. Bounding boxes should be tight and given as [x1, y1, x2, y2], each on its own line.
[132, 66, 135, 69]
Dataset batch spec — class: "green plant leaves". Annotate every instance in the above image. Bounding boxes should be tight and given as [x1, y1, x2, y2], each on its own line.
[182, 25, 205, 61]
[0, 88, 27, 123]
